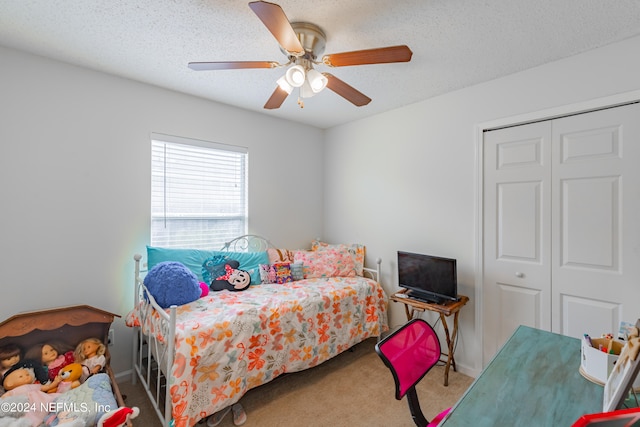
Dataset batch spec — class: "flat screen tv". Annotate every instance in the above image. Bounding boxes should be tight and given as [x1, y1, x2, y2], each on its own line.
[397, 251, 458, 304]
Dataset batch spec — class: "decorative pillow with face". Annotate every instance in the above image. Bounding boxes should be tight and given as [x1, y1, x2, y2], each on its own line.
[210, 263, 252, 292]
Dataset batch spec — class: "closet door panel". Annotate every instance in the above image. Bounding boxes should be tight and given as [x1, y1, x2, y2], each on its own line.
[498, 181, 541, 261]
[561, 295, 620, 339]
[551, 103, 640, 336]
[496, 283, 542, 340]
[482, 122, 552, 363]
[561, 176, 618, 269]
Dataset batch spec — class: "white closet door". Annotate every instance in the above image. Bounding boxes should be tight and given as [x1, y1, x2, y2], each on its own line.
[551, 103, 640, 338]
[483, 102, 640, 364]
[482, 121, 552, 364]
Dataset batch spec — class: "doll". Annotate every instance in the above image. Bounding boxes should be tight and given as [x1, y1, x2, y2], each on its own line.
[1, 360, 61, 425]
[0, 343, 22, 379]
[74, 338, 106, 382]
[2, 360, 58, 392]
[25, 342, 75, 382]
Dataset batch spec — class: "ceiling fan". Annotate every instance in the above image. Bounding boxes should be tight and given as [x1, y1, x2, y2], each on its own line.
[188, 1, 413, 109]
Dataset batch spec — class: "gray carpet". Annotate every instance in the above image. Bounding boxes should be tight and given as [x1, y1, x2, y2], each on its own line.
[117, 337, 473, 427]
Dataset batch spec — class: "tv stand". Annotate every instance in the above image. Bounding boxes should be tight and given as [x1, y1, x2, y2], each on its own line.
[408, 292, 445, 305]
[390, 289, 469, 386]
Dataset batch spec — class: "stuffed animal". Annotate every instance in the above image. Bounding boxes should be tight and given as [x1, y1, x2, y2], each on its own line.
[144, 261, 202, 308]
[2, 359, 57, 393]
[210, 263, 251, 292]
[1, 360, 62, 427]
[96, 406, 139, 427]
[49, 363, 83, 393]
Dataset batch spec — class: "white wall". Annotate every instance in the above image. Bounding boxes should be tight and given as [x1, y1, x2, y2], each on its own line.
[323, 34, 640, 376]
[0, 46, 325, 375]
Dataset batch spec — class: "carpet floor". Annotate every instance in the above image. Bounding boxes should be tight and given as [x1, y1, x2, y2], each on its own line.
[117, 337, 473, 427]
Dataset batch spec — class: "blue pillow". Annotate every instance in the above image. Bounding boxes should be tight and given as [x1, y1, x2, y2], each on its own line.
[146, 246, 269, 284]
[143, 261, 201, 308]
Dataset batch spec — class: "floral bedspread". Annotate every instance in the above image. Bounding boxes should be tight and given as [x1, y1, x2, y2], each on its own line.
[126, 276, 388, 427]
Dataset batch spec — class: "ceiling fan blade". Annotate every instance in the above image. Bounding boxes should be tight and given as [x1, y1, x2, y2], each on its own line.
[249, 1, 304, 55]
[188, 61, 278, 71]
[323, 73, 371, 107]
[322, 45, 413, 67]
[264, 86, 290, 109]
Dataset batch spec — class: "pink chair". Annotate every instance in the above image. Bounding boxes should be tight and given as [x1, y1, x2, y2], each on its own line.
[375, 318, 451, 427]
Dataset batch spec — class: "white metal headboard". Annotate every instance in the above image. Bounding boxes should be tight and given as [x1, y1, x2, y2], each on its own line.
[220, 234, 275, 252]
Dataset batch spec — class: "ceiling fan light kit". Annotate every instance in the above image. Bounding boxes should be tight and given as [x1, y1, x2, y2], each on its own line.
[285, 64, 306, 87]
[188, 1, 413, 110]
[306, 69, 328, 93]
[276, 75, 293, 94]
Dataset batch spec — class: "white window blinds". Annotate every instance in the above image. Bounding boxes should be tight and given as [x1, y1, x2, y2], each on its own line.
[151, 134, 248, 249]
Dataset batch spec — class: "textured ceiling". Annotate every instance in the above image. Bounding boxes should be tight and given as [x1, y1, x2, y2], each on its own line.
[2, 1, 640, 129]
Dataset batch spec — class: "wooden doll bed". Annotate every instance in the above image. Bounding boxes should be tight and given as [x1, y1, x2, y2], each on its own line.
[0, 305, 131, 426]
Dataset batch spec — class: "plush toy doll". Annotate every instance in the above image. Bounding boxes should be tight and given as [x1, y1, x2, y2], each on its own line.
[1, 360, 61, 427]
[25, 341, 75, 382]
[48, 363, 83, 393]
[74, 338, 106, 383]
[210, 262, 252, 292]
[144, 261, 202, 308]
[96, 406, 139, 427]
[2, 359, 54, 392]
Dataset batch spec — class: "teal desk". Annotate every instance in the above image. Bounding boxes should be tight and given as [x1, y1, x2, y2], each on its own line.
[439, 325, 603, 426]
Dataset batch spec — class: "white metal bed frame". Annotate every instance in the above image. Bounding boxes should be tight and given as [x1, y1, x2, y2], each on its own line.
[131, 235, 381, 427]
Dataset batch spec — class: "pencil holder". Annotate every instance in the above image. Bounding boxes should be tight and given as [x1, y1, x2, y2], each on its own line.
[580, 337, 624, 384]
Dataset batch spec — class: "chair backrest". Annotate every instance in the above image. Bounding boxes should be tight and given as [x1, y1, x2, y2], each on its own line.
[375, 318, 441, 400]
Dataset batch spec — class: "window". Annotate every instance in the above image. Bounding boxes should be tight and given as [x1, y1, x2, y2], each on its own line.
[151, 133, 248, 249]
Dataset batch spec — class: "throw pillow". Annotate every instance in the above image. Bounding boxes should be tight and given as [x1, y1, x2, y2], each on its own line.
[259, 264, 277, 284]
[290, 261, 304, 281]
[146, 246, 268, 284]
[273, 263, 294, 284]
[267, 248, 295, 264]
[293, 249, 356, 279]
[311, 240, 365, 276]
[143, 261, 201, 308]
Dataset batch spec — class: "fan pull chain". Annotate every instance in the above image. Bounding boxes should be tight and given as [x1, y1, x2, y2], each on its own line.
[297, 97, 304, 108]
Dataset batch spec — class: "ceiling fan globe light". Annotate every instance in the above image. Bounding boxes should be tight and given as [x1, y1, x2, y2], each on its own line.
[276, 76, 293, 94]
[307, 69, 328, 93]
[300, 79, 316, 98]
[285, 65, 306, 87]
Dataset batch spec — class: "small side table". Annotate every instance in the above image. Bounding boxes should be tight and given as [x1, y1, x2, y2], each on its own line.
[389, 289, 469, 386]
